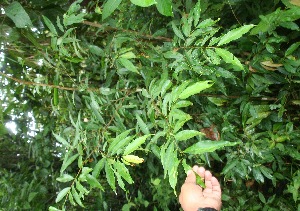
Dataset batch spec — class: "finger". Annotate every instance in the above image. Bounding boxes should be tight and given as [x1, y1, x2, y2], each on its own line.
[204, 170, 213, 192]
[185, 169, 196, 183]
[211, 176, 222, 195]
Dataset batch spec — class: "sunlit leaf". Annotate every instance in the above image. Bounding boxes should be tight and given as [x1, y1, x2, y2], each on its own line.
[217, 24, 254, 46]
[156, 0, 173, 16]
[179, 81, 214, 99]
[184, 141, 240, 154]
[122, 154, 144, 164]
[130, 0, 157, 7]
[175, 130, 204, 141]
[56, 174, 74, 183]
[55, 187, 70, 203]
[61, 154, 79, 173]
[123, 134, 151, 155]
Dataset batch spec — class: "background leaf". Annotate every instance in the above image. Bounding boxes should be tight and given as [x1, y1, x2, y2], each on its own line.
[5, 2, 32, 28]
[102, 0, 123, 20]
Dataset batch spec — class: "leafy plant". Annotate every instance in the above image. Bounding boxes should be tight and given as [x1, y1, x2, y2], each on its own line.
[0, 0, 299, 210]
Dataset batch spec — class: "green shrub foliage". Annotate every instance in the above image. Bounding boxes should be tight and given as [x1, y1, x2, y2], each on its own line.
[0, 0, 299, 210]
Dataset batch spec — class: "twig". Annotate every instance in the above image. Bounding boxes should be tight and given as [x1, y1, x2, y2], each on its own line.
[82, 21, 173, 42]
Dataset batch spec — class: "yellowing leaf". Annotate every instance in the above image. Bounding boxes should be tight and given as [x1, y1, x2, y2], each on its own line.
[291, 0, 300, 6]
[122, 155, 144, 164]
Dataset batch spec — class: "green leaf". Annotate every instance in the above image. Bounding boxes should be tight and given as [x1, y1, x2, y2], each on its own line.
[179, 81, 213, 99]
[136, 114, 150, 135]
[42, 16, 57, 36]
[63, 13, 85, 26]
[53, 132, 71, 148]
[89, 45, 104, 56]
[92, 158, 106, 178]
[217, 24, 254, 46]
[260, 166, 273, 180]
[86, 174, 104, 190]
[205, 48, 221, 65]
[130, 0, 157, 7]
[115, 172, 126, 190]
[173, 100, 193, 109]
[258, 192, 266, 204]
[175, 130, 204, 141]
[184, 141, 240, 154]
[156, 0, 173, 16]
[72, 186, 84, 207]
[194, 171, 206, 188]
[105, 162, 116, 191]
[90, 100, 105, 124]
[160, 79, 172, 97]
[118, 58, 139, 74]
[113, 160, 134, 184]
[108, 129, 133, 153]
[102, 0, 122, 20]
[123, 134, 151, 155]
[110, 136, 134, 155]
[5, 2, 32, 28]
[68, 191, 76, 206]
[61, 153, 79, 173]
[56, 174, 74, 183]
[253, 167, 264, 183]
[49, 207, 61, 211]
[171, 21, 185, 40]
[55, 187, 70, 203]
[215, 48, 244, 70]
[193, 1, 201, 27]
[285, 41, 300, 56]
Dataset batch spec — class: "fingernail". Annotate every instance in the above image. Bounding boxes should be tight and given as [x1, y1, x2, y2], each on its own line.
[187, 170, 192, 176]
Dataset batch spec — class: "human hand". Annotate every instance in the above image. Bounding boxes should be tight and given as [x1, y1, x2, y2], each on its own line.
[179, 165, 222, 211]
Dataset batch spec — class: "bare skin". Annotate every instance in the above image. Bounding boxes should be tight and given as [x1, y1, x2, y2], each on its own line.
[179, 166, 222, 211]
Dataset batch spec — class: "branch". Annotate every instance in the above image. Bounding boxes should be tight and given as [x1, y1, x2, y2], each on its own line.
[0, 72, 96, 91]
[199, 94, 278, 101]
[82, 21, 173, 42]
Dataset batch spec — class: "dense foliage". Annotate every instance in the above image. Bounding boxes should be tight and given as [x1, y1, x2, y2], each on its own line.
[1, 0, 299, 210]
